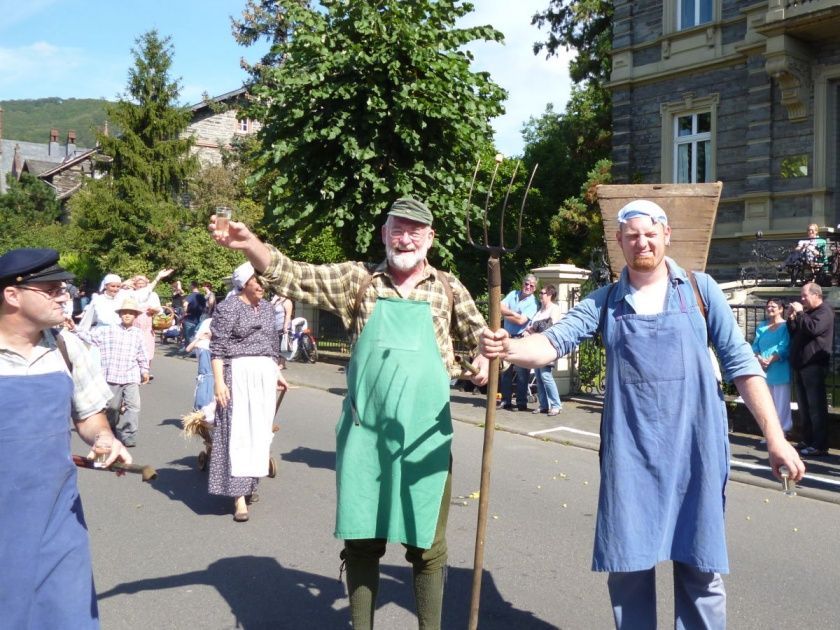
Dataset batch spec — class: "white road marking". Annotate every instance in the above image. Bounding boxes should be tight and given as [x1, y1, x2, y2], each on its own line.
[527, 425, 600, 438]
[730, 459, 840, 487]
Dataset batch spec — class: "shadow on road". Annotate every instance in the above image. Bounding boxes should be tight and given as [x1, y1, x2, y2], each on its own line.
[97, 556, 349, 629]
[282, 446, 336, 471]
[146, 455, 230, 516]
[97, 556, 555, 629]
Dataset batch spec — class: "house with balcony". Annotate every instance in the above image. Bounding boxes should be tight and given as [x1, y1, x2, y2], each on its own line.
[610, 0, 840, 280]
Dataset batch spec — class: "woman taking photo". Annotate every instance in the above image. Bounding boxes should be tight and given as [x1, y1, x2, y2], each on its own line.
[525, 284, 563, 416]
[752, 298, 792, 436]
[210, 262, 287, 522]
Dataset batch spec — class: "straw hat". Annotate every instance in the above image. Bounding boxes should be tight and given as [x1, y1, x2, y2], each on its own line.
[116, 297, 143, 314]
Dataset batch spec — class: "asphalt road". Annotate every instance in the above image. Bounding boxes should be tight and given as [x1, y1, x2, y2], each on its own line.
[75, 349, 840, 629]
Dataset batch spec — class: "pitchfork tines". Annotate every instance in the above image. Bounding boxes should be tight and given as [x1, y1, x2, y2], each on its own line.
[465, 156, 538, 256]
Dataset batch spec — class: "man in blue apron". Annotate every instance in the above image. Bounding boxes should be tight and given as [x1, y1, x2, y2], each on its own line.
[0, 248, 132, 629]
[210, 198, 489, 629]
[480, 201, 805, 629]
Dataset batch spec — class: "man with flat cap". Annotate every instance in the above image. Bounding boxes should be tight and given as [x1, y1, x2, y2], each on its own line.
[210, 198, 489, 629]
[0, 248, 131, 629]
[480, 200, 805, 629]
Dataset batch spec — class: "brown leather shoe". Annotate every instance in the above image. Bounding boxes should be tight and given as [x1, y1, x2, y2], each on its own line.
[234, 511, 249, 522]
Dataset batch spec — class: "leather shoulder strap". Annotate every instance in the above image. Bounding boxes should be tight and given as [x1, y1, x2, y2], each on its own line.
[688, 271, 706, 320]
[54, 329, 73, 374]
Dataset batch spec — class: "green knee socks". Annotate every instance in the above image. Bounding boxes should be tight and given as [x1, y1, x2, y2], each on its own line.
[413, 567, 446, 630]
[346, 558, 379, 630]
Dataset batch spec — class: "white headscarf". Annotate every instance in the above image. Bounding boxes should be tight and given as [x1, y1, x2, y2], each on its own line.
[99, 273, 122, 293]
[228, 262, 256, 298]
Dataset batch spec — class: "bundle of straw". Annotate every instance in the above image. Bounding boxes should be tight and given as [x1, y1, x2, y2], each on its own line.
[181, 410, 213, 443]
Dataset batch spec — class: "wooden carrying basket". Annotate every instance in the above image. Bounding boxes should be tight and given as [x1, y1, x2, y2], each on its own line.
[152, 306, 175, 331]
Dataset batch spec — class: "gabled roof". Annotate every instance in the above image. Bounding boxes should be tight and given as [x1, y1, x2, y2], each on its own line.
[189, 87, 248, 113]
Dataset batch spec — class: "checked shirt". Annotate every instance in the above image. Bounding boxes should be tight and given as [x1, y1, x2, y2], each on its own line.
[258, 245, 486, 376]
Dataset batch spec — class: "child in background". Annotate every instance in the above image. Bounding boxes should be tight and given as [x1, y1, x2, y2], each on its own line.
[186, 317, 215, 423]
[74, 297, 150, 447]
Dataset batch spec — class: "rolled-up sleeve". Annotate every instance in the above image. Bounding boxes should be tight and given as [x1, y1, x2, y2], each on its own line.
[541, 286, 607, 358]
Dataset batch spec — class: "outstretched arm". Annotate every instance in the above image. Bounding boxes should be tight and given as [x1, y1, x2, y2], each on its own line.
[209, 217, 273, 273]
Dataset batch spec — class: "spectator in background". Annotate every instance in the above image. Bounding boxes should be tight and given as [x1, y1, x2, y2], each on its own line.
[787, 282, 834, 457]
[170, 280, 185, 316]
[498, 273, 539, 411]
[77, 273, 124, 331]
[203, 281, 217, 319]
[183, 281, 207, 346]
[130, 269, 173, 368]
[752, 298, 792, 438]
[525, 284, 563, 416]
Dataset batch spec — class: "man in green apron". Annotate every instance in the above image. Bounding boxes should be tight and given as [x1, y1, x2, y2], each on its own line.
[480, 201, 805, 629]
[210, 198, 489, 629]
[0, 248, 132, 629]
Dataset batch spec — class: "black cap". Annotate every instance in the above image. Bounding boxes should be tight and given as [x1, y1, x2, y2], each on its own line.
[0, 248, 75, 288]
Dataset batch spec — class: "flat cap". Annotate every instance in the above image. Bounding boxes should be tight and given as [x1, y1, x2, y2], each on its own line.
[617, 199, 668, 226]
[0, 248, 74, 288]
[387, 197, 433, 226]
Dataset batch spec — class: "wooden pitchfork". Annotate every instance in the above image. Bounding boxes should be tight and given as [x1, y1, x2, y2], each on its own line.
[466, 155, 537, 629]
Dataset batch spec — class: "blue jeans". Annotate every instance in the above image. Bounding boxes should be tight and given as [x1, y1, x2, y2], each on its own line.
[535, 365, 562, 411]
[607, 562, 726, 629]
[500, 364, 530, 408]
[183, 319, 199, 346]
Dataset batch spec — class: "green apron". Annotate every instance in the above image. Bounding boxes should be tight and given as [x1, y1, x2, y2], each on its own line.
[335, 297, 452, 549]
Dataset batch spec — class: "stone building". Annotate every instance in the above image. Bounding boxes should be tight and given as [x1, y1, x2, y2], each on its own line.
[186, 87, 261, 166]
[0, 110, 102, 205]
[610, 0, 840, 280]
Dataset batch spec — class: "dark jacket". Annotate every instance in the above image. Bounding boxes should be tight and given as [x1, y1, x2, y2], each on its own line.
[788, 300, 834, 368]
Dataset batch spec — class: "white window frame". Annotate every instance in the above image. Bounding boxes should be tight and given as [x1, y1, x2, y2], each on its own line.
[660, 94, 719, 184]
[238, 118, 250, 133]
[677, 0, 713, 30]
[673, 112, 712, 183]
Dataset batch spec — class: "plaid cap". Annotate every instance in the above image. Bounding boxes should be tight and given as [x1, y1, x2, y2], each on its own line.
[387, 198, 433, 226]
[617, 199, 668, 226]
[0, 248, 74, 288]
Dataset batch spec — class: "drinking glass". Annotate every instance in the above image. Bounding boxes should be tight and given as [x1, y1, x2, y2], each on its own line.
[214, 206, 233, 237]
[779, 465, 796, 497]
[93, 432, 113, 468]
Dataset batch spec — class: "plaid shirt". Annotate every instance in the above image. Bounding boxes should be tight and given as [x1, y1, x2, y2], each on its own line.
[75, 325, 150, 385]
[258, 245, 486, 376]
[0, 329, 111, 421]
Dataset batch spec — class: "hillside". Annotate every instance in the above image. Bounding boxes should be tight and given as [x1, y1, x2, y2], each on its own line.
[0, 98, 113, 148]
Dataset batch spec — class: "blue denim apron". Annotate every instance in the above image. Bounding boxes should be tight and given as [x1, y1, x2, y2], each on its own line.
[334, 298, 452, 549]
[194, 347, 214, 409]
[0, 370, 99, 628]
[593, 283, 730, 574]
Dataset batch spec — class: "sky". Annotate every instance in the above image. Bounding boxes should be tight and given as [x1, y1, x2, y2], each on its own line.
[0, 0, 573, 156]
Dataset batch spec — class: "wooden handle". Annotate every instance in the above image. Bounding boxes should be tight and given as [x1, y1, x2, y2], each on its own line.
[469, 255, 502, 630]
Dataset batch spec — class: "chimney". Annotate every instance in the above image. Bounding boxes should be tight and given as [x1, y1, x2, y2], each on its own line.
[66, 130, 76, 157]
[12, 144, 24, 178]
[49, 128, 59, 156]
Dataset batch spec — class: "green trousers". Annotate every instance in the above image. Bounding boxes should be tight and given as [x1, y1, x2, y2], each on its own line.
[342, 467, 452, 629]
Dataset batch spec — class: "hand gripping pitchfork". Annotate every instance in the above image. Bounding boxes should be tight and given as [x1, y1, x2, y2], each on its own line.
[466, 156, 537, 629]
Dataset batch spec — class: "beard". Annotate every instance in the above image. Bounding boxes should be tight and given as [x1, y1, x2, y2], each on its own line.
[628, 255, 659, 272]
[386, 241, 430, 272]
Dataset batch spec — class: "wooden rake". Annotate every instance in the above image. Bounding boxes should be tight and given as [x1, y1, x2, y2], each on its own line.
[465, 155, 537, 629]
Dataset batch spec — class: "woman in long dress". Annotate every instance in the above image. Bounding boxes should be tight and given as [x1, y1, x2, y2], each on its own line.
[130, 269, 173, 367]
[209, 263, 287, 522]
[752, 298, 793, 435]
[77, 273, 124, 331]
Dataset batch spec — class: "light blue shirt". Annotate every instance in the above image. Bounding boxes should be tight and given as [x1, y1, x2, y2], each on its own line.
[502, 289, 538, 337]
[542, 258, 763, 383]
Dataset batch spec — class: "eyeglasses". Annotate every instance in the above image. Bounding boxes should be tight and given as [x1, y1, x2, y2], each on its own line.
[18, 285, 69, 300]
[388, 227, 429, 241]
[539, 291, 547, 295]
[524, 282, 536, 288]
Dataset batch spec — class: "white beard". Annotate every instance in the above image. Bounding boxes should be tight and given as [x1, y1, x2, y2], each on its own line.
[386, 241, 429, 272]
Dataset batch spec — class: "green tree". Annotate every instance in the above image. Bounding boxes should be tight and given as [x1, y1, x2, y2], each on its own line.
[237, 0, 506, 268]
[0, 173, 65, 252]
[68, 30, 198, 275]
